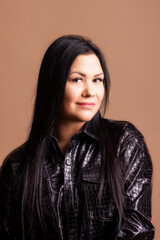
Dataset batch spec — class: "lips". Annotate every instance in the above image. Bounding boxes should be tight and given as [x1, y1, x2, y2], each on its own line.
[76, 102, 95, 108]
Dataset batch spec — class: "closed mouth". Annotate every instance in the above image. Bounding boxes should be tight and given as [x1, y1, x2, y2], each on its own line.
[76, 102, 95, 108]
[76, 102, 95, 106]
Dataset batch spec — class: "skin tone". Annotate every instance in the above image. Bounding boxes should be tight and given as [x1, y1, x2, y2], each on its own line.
[53, 53, 105, 153]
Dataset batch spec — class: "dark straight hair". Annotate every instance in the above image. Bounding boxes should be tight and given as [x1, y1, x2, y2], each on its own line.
[18, 35, 124, 239]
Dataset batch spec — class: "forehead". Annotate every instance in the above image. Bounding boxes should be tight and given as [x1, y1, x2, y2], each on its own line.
[69, 54, 103, 74]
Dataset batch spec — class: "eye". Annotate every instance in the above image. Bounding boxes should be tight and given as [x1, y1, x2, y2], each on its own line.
[93, 78, 104, 83]
[71, 78, 83, 83]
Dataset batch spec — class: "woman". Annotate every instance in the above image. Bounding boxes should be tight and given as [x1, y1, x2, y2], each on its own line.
[0, 35, 154, 239]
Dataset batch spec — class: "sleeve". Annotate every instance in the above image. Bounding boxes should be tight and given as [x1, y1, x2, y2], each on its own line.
[0, 158, 17, 239]
[115, 124, 155, 239]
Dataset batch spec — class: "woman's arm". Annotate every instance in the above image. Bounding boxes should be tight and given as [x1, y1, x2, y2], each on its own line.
[115, 124, 155, 239]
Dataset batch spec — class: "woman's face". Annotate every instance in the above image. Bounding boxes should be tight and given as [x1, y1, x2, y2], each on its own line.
[60, 54, 105, 123]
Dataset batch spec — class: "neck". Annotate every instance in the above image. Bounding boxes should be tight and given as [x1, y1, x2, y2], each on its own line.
[53, 120, 85, 153]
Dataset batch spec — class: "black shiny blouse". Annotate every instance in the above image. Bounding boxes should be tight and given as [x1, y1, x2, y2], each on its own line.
[0, 117, 155, 239]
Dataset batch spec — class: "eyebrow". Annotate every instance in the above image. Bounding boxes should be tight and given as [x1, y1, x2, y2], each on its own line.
[69, 71, 104, 77]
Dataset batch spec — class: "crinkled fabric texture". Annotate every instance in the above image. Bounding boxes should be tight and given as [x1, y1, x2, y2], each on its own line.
[0, 117, 155, 239]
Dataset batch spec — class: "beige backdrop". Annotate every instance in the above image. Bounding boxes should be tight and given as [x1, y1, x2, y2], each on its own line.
[0, 0, 160, 238]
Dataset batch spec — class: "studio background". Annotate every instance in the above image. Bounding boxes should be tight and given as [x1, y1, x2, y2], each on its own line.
[0, 0, 159, 239]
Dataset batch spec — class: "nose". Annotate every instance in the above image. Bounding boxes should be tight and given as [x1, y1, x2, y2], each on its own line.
[81, 82, 95, 98]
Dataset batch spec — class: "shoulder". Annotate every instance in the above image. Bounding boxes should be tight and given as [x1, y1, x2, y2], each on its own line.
[101, 117, 142, 135]
[100, 118, 152, 166]
[101, 118, 152, 174]
[100, 118, 144, 147]
[0, 144, 26, 182]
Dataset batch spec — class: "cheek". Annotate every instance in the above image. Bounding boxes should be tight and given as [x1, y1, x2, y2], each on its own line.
[98, 86, 105, 102]
[63, 85, 79, 104]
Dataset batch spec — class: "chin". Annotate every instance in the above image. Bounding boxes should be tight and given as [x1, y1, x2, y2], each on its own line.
[73, 113, 96, 122]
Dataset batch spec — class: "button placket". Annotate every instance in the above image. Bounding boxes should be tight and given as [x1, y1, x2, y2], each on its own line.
[64, 139, 79, 239]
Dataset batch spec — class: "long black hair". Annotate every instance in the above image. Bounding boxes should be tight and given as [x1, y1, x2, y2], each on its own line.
[18, 35, 124, 238]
